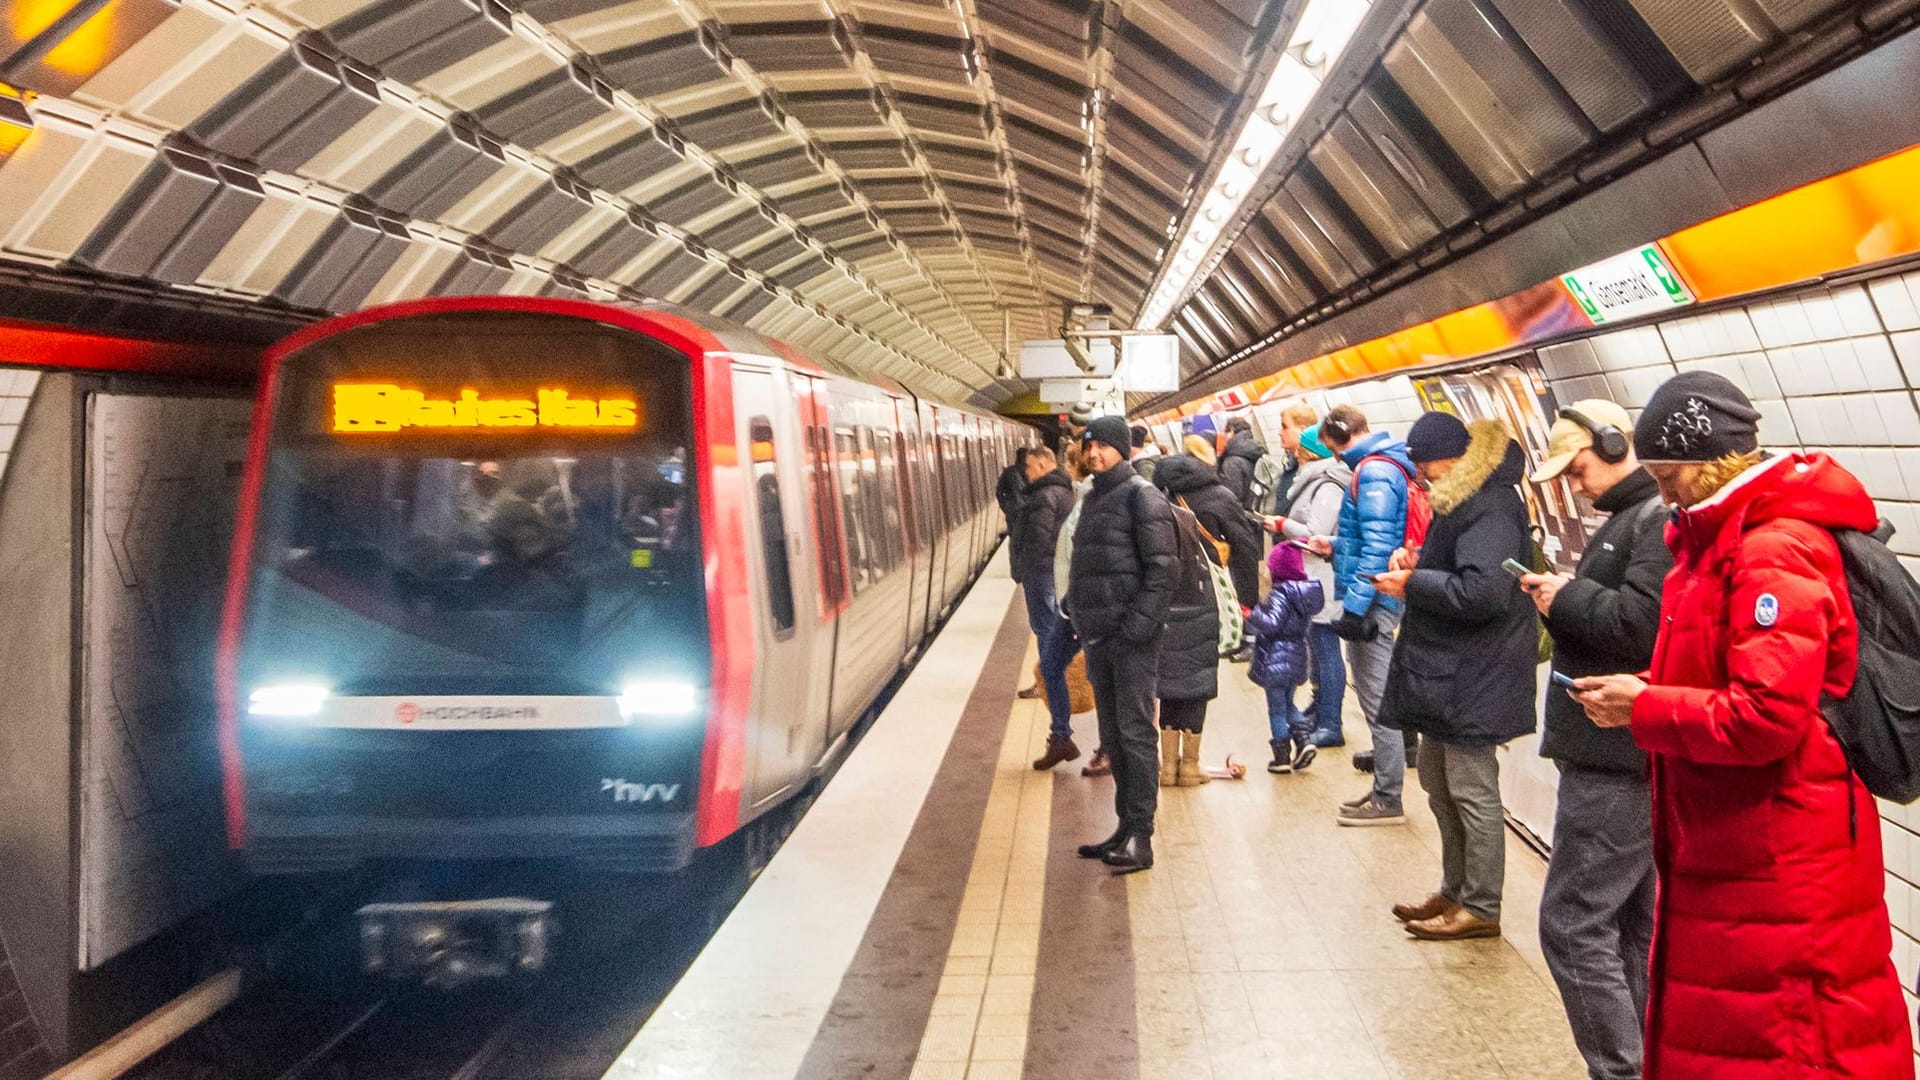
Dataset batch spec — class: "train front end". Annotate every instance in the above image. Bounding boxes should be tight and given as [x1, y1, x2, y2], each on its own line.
[220, 303, 712, 912]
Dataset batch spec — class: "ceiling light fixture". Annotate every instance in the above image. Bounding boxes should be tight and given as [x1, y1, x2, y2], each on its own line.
[1135, 0, 1370, 330]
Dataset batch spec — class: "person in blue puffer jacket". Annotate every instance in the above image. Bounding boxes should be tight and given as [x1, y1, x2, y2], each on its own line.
[1307, 404, 1416, 826]
[1247, 541, 1323, 775]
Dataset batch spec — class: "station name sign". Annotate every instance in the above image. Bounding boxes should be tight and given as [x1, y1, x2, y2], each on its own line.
[1560, 244, 1694, 325]
[331, 383, 640, 433]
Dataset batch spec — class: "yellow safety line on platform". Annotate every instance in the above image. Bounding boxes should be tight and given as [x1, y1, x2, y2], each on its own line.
[910, 640, 1051, 1080]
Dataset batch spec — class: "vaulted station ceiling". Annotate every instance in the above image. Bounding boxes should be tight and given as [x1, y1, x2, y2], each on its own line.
[0, 0, 1306, 404]
[0, 0, 1908, 407]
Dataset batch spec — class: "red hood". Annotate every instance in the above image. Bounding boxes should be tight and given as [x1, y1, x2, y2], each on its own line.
[1676, 453, 1877, 549]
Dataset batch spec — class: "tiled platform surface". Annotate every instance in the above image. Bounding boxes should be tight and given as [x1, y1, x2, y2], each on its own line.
[607, 553, 1584, 1079]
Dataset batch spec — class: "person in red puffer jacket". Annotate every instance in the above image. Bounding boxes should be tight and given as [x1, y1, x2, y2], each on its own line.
[1573, 372, 1913, 1080]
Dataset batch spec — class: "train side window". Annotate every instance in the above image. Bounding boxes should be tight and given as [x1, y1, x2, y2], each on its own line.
[749, 417, 796, 636]
[873, 429, 905, 568]
[835, 427, 871, 593]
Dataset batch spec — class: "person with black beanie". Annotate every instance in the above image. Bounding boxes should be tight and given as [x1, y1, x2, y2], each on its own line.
[1372, 412, 1538, 942]
[1571, 371, 1912, 1077]
[1066, 415, 1177, 873]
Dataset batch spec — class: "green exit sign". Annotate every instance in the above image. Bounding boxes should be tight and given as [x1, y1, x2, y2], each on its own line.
[1560, 244, 1694, 325]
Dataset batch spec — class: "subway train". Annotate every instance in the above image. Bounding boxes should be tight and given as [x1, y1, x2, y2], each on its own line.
[216, 296, 1020, 976]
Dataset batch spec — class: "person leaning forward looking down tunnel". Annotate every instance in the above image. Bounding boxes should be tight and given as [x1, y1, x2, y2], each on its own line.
[1572, 371, 1914, 1079]
[1066, 415, 1177, 874]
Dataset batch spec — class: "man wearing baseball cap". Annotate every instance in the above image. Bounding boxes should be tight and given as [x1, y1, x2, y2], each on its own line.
[1521, 398, 1670, 1079]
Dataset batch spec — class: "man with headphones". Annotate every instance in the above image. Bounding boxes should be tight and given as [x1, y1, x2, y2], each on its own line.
[1523, 398, 1673, 1080]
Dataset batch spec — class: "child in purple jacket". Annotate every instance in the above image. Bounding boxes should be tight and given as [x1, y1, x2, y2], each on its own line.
[1248, 542, 1325, 774]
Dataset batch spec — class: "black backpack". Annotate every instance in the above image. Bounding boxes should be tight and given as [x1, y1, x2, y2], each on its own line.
[1821, 519, 1920, 804]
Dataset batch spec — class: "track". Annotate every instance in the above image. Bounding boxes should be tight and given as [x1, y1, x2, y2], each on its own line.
[124, 836, 759, 1080]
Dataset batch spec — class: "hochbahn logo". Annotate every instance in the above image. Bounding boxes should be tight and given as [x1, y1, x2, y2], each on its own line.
[332, 383, 640, 432]
[393, 702, 540, 723]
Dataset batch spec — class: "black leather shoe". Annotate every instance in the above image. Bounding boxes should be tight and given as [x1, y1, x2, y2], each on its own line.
[1102, 833, 1153, 874]
[1077, 827, 1127, 859]
[1353, 750, 1375, 773]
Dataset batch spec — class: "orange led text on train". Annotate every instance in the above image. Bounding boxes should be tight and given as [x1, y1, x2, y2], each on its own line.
[331, 383, 640, 433]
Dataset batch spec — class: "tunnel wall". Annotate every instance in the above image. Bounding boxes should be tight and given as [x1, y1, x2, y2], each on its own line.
[0, 370, 253, 1069]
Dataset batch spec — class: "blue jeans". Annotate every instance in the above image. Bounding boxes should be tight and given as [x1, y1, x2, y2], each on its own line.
[1306, 622, 1347, 742]
[1264, 683, 1310, 744]
[1023, 571, 1081, 740]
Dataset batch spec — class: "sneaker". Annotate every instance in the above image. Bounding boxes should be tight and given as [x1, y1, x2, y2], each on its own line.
[1341, 790, 1372, 810]
[1267, 739, 1292, 775]
[1080, 750, 1111, 777]
[1352, 750, 1375, 773]
[1308, 730, 1345, 748]
[1290, 736, 1317, 772]
[1227, 645, 1254, 664]
[1337, 798, 1406, 827]
[1032, 735, 1081, 771]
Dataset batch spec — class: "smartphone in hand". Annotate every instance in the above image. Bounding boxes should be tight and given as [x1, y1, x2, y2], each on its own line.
[1549, 670, 1577, 689]
[1502, 558, 1531, 578]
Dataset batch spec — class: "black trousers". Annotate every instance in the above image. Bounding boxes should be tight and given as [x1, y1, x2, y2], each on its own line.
[1085, 637, 1161, 837]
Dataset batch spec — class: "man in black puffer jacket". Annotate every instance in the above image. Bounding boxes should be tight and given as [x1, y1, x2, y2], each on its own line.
[1067, 416, 1177, 873]
[1371, 413, 1537, 943]
[1010, 446, 1082, 770]
[1151, 453, 1261, 617]
[1520, 400, 1670, 1080]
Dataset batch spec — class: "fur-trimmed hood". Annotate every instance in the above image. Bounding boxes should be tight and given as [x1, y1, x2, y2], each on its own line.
[1427, 420, 1526, 515]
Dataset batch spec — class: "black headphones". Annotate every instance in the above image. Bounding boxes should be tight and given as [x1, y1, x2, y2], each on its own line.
[1560, 407, 1629, 464]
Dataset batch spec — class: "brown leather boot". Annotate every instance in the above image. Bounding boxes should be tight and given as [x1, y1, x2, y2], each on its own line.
[1176, 728, 1209, 786]
[1392, 893, 1461, 923]
[1080, 749, 1111, 777]
[1032, 736, 1081, 770]
[1158, 729, 1180, 786]
[1405, 907, 1501, 941]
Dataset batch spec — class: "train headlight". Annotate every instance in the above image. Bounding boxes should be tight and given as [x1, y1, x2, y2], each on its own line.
[247, 683, 330, 718]
[617, 680, 699, 722]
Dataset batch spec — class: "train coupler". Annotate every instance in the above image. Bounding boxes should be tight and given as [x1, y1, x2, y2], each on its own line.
[356, 898, 554, 988]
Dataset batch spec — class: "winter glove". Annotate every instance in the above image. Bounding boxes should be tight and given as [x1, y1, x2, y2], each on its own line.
[1334, 610, 1377, 643]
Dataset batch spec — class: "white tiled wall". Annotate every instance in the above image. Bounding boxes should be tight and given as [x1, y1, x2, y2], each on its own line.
[0, 369, 42, 490]
[1544, 271, 1920, 1048]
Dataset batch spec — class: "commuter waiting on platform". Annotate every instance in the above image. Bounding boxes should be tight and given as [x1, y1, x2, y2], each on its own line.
[1155, 501, 1224, 788]
[996, 446, 1029, 528]
[1307, 405, 1416, 825]
[1247, 540, 1323, 774]
[1573, 373, 1914, 1078]
[1372, 412, 1537, 942]
[1130, 424, 1163, 483]
[1009, 446, 1082, 771]
[1067, 416, 1176, 873]
[1054, 443, 1110, 778]
[1217, 416, 1276, 513]
[1522, 399, 1670, 1080]
[1268, 420, 1351, 749]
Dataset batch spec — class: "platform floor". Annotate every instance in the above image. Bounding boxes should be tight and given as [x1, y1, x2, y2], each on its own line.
[608, 553, 1585, 1079]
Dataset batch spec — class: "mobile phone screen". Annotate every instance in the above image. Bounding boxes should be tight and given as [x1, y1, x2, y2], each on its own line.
[1501, 558, 1530, 578]
[1550, 670, 1577, 689]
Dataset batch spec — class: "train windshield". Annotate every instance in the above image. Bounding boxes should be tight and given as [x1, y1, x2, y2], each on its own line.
[240, 314, 702, 696]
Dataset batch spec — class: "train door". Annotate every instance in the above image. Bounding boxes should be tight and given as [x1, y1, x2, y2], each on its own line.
[895, 398, 931, 651]
[733, 365, 824, 810]
[792, 372, 846, 769]
[923, 402, 951, 615]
